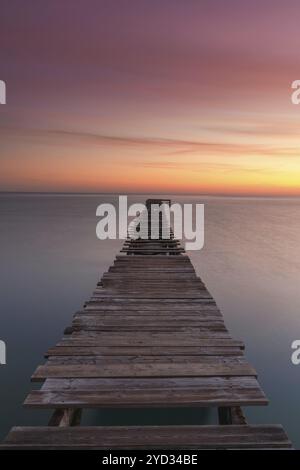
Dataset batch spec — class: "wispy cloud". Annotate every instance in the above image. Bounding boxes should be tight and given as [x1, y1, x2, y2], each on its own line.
[2, 125, 300, 159]
[140, 160, 279, 174]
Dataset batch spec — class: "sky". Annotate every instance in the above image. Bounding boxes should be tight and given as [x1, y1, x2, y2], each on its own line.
[1, 0, 300, 195]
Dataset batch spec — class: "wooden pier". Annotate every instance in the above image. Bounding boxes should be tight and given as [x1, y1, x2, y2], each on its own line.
[1, 199, 292, 449]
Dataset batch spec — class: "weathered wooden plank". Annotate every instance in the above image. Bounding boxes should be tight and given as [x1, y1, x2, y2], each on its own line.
[45, 346, 244, 357]
[91, 293, 213, 299]
[98, 279, 201, 284]
[101, 281, 205, 287]
[74, 315, 222, 322]
[73, 314, 224, 322]
[123, 243, 181, 247]
[72, 319, 225, 327]
[84, 302, 218, 311]
[31, 362, 257, 381]
[94, 288, 208, 294]
[102, 277, 200, 282]
[56, 338, 234, 349]
[109, 267, 196, 272]
[2, 425, 291, 449]
[103, 275, 198, 280]
[102, 276, 201, 281]
[114, 259, 191, 263]
[113, 264, 192, 268]
[74, 312, 222, 320]
[73, 313, 223, 321]
[57, 337, 243, 349]
[46, 354, 244, 365]
[115, 260, 187, 263]
[71, 320, 227, 332]
[24, 376, 267, 408]
[102, 274, 200, 278]
[85, 298, 215, 304]
[120, 244, 185, 248]
[90, 298, 213, 304]
[114, 256, 189, 260]
[72, 318, 225, 328]
[115, 255, 190, 260]
[72, 328, 230, 336]
[92, 292, 212, 298]
[83, 304, 219, 312]
[121, 248, 184, 251]
[72, 328, 228, 334]
[40, 376, 265, 391]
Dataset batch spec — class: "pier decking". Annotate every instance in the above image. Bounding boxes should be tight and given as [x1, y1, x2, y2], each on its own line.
[1, 199, 292, 449]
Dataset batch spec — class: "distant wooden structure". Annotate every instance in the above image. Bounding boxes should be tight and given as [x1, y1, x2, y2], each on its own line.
[1, 199, 292, 449]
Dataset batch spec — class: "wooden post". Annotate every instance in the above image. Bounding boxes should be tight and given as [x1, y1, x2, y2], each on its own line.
[231, 406, 247, 425]
[218, 407, 233, 425]
[49, 408, 82, 427]
[218, 406, 247, 425]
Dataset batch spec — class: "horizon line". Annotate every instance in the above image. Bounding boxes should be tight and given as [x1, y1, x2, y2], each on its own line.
[1, 191, 300, 199]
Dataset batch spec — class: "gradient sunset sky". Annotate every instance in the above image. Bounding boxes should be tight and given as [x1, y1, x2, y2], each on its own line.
[1, 0, 300, 195]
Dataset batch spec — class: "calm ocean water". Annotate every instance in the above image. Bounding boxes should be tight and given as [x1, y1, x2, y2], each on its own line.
[0, 194, 299, 447]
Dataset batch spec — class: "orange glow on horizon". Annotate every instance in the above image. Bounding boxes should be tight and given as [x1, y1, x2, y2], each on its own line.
[2, 2, 300, 196]
[1, 148, 300, 196]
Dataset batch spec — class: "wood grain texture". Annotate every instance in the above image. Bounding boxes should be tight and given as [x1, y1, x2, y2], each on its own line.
[2, 425, 292, 449]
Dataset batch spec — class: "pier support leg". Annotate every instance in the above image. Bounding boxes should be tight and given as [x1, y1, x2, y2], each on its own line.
[231, 406, 247, 425]
[218, 406, 247, 425]
[218, 407, 233, 425]
[48, 408, 82, 427]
